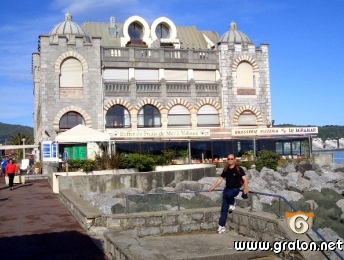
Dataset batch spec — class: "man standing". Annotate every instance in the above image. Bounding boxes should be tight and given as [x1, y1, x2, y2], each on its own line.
[209, 154, 249, 234]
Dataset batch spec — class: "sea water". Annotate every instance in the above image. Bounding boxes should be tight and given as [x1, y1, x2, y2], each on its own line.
[333, 151, 344, 164]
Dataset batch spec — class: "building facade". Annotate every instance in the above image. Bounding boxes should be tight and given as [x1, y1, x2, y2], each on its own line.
[33, 13, 307, 161]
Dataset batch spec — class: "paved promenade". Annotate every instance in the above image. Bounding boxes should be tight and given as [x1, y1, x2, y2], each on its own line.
[0, 175, 107, 260]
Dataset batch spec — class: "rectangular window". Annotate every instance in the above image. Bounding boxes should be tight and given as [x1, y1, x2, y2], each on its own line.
[103, 69, 129, 81]
[164, 70, 188, 82]
[135, 69, 159, 81]
[193, 70, 216, 83]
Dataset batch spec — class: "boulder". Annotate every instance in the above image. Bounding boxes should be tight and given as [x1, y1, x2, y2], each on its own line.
[276, 190, 304, 202]
[305, 200, 318, 210]
[175, 181, 203, 191]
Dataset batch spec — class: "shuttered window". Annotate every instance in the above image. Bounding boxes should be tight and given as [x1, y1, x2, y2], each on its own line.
[168, 105, 191, 127]
[237, 62, 253, 88]
[164, 70, 188, 82]
[103, 69, 129, 81]
[60, 58, 82, 88]
[197, 105, 219, 126]
[193, 70, 216, 83]
[238, 111, 257, 126]
[135, 69, 159, 82]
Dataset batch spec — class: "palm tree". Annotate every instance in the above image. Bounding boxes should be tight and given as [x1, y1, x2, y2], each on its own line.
[7, 133, 34, 160]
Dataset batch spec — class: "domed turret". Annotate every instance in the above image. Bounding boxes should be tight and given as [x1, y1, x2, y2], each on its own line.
[49, 13, 90, 43]
[219, 21, 251, 45]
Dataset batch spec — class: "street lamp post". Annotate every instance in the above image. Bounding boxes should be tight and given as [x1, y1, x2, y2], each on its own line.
[22, 138, 26, 160]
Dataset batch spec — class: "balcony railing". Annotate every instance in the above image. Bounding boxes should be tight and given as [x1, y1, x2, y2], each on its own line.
[102, 47, 218, 65]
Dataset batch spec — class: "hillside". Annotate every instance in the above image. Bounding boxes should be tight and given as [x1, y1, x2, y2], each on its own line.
[0, 122, 33, 144]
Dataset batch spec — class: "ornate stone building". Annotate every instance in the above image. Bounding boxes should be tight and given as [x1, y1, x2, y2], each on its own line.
[32, 13, 278, 160]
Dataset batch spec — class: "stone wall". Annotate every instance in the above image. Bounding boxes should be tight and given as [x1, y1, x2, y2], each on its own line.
[56, 164, 216, 196]
[312, 153, 334, 166]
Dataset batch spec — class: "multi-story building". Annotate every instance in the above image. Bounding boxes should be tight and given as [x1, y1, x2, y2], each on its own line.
[32, 13, 312, 162]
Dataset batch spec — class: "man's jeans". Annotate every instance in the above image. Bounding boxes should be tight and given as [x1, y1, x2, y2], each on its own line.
[219, 188, 240, 227]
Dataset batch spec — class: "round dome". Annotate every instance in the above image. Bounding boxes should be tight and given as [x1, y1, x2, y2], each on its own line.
[219, 21, 251, 45]
[49, 13, 90, 43]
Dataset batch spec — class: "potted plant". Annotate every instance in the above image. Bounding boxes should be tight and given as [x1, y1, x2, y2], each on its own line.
[242, 150, 254, 161]
[34, 162, 41, 174]
[177, 150, 189, 164]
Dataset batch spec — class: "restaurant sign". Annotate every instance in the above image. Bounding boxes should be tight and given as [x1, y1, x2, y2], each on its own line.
[232, 127, 318, 137]
[107, 129, 211, 139]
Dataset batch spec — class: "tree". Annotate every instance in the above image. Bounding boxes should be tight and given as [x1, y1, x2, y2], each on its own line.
[7, 133, 34, 160]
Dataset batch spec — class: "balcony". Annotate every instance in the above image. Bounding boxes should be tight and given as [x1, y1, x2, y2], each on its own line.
[104, 82, 220, 98]
[102, 47, 219, 69]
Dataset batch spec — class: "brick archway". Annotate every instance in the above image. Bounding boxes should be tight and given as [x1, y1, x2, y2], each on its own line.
[233, 105, 263, 126]
[53, 105, 92, 131]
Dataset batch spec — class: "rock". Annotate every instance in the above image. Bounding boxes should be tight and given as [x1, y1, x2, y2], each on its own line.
[287, 177, 311, 193]
[303, 170, 320, 180]
[276, 190, 304, 202]
[175, 181, 203, 191]
[277, 163, 297, 176]
[297, 162, 313, 174]
[308, 227, 343, 243]
[305, 200, 318, 210]
[336, 199, 344, 214]
[179, 192, 195, 200]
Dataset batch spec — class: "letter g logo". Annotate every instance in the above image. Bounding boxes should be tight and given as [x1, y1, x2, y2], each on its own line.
[285, 211, 314, 234]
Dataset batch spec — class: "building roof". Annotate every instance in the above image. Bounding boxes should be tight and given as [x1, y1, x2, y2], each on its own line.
[82, 22, 122, 46]
[55, 125, 110, 143]
[81, 18, 219, 49]
[218, 21, 251, 45]
[49, 13, 90, 43]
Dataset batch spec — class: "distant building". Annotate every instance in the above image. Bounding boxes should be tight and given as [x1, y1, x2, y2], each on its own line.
[32, 13, 310, 161]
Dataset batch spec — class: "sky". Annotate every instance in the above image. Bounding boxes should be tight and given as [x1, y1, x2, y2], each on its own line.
[0, 0, 343, 127]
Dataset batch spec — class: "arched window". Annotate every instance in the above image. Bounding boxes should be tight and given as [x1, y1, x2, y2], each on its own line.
[105, 105, 131, 128]
[59, 111, 85, 130]
[128, 22, 143, 40]
[168, 105, 191, 128]
[155, 23, 169, 39]
[238, 111, 257, 126]
[237, 62, 253, 88]
[197, 105, 219, 127]
[137, 105, 161, 128]
[60, 58, 82, 88]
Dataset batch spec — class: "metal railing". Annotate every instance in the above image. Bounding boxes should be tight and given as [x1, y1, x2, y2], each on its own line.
[124, 189, 343, 260]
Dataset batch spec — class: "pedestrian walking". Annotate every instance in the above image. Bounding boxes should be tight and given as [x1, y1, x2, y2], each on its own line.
[209, 154, 249, 234]
[5, 158, 18, 190]
[1, 156, 8, 176]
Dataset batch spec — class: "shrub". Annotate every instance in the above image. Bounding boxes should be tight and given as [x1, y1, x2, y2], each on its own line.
[67, 159, 94, 172]
[255, 150, 279, 171]
[122, 153, 156, 172]
[93, 153, 126, 170]
[161, 149, 176, 164]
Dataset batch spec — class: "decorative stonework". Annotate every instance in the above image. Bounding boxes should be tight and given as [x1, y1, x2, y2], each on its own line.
[166, 98, 192, 111]
[194, 98, 221, 111]
[134, 98, 163, 112]
[233, 105, 263, 126]
[54, 51, 89, 72]
[53, 105, 92, 131]
[103, 99, 133, 112]
[231, 55, 259, 72]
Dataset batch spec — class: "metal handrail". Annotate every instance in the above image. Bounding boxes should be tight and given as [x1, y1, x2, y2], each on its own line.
[124, 189, 343, 260]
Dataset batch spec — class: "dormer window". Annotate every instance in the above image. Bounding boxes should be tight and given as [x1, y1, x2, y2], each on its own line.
[128, 22, 143, 39]
[156, 24, 169, 39]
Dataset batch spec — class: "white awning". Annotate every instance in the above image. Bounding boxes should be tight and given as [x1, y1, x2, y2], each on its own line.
[55, 125, 110, 143]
